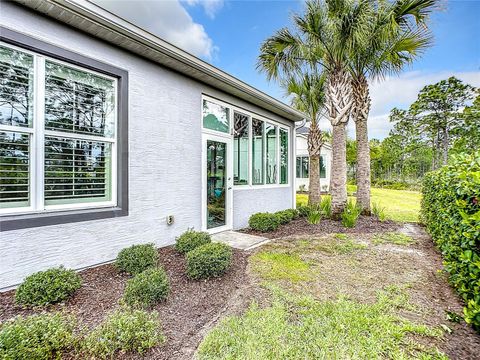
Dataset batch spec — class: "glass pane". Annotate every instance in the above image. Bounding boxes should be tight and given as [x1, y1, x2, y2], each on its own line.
[252, 118, 264, 185]
[45, 61, 115, 137]
[320, 155, 326, 179]
[280, 128, 288, 184]
[203, 99, 230, 133]
[266, 123, 277, 184]
[207, 140, 226, 229]
[0, 131, 30, 208]
[302, 157, 309, 179]
[44, 137, 112, 205]
[0, 46, 34, 128]
[233, 112, 249, 185]
[296, 157, 301, 178]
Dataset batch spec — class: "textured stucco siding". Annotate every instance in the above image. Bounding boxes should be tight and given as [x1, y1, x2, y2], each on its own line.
[0, 2, 295, 289]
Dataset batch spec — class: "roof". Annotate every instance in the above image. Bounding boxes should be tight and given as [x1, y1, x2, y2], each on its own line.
[12, 0, 305, 123]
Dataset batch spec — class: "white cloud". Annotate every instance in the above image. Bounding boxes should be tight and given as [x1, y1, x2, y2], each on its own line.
[185, 0, 224, 19]
[93, 0, 218, 60]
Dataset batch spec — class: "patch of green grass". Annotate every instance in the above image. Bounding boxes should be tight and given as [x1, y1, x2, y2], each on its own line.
[250, 252, 312, 283]
[198, 287, 446, 360]
[373, 232, 414, 246]
[297, 186, 421, 223]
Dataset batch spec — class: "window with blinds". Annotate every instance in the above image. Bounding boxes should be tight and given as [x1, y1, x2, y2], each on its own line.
[0, 42, 117, 214]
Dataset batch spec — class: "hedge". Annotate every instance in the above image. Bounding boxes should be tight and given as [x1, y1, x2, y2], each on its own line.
[421, 152, 480, 330]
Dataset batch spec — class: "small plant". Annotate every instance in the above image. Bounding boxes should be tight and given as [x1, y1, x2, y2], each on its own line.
[320, 196, 332, 218]
[175, 229, 212, 254]
[115, 243, 158, 275]
[186, 243, 233, 280]
[15, 266, 82, 306]
[123, 267, 170, 308]
[307, 210, 321, 225]
[0, 312, 76, 359]
[275, 209, 298, 224]
[297, 205, 310, 217]
[371, 202, 387, 221]
[248, 212, 281, 232]
[82, 308, 165, 358]
[341, 200, 361, 228]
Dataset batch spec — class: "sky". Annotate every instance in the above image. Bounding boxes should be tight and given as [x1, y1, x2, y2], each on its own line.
[93, 0, 480, 139]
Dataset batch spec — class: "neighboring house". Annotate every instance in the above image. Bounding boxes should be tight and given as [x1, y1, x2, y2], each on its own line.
[295, 126, 332, 192]
[0, 0, 304, 289]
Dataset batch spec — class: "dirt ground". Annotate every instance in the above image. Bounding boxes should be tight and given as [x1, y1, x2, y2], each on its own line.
[1, 221, 479, 359]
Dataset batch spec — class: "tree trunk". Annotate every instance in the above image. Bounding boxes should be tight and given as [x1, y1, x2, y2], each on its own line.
[330, 122, 348, 217]
[307, 121, 323, 205]
[352, 76, 371, 215]
[325, 67, 353, 217]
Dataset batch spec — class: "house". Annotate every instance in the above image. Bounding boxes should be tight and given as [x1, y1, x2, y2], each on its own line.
[295, 126, 332, 192]
[0, 0, 304, 289]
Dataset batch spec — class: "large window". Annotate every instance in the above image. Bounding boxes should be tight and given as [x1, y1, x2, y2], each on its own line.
[0, 42, 117, 215]
[296, 155, 326, 179]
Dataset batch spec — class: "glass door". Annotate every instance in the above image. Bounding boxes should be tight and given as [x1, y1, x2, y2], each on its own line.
[203, 134, 232, 231]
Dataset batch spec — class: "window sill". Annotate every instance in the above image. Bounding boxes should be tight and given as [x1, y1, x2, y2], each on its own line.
[0, 206, 128, 231]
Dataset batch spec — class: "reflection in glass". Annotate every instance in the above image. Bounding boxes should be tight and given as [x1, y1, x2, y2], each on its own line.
[0, 131, 30, 208]
[0, 46, 34, 128]
[280, 128, 288, 184]
[203, 100, 230, 133]
[44, 137, 112, 205]
[252, 118, 264, 185]
[266, 123, 277, 184]
[233, 112, 249, 185]
[45, 61, 115, 137]
[207, 140, 226, 229]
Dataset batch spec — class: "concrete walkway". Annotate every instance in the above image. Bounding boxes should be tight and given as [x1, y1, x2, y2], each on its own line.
[212, 231, 269, 250]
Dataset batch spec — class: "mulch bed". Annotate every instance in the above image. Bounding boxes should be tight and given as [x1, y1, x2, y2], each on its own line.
[0, 246, 250, 360]
[242, 215, 401, 239]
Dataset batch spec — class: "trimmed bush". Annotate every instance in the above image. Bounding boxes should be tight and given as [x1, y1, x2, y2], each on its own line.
[186, 243, 233, 280]
[115, 243, 158, 275]
[275, 209, 298, 224]
[341, 200, 361, 228]
[175, 229, 212, 254]
[248, 212, 281, 232]
[82, 308, 165, 358]
[15, 267, 82, 306]
[421, 152, 480, 330]
[0, 312, 76, 359]
[123, 267, 170, 308]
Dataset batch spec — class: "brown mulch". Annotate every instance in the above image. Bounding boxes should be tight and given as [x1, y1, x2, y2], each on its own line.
[242, 215, 401, 239]
[0, 247, 251, 360]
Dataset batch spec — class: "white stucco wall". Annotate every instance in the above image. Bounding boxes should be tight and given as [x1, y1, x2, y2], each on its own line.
[295, 134, 332, 191]
[0, 2, 295, 289]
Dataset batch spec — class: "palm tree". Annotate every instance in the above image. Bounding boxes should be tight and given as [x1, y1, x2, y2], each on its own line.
[283, 72, 327, 205]
[258, 0, 371, 216]
[350, 0, 435, 214]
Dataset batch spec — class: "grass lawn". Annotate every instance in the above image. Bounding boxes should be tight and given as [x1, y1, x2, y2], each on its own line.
[296, 185, 422, 222]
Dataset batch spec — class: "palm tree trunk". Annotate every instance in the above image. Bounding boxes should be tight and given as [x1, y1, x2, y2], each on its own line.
[352, 76, 371, 215]
[307, 122, 323, 205]
[326, 67, 352, 217]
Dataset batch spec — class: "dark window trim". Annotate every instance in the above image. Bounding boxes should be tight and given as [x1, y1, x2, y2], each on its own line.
[0, 27, 129, 231]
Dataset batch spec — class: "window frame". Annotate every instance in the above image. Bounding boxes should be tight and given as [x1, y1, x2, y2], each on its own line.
[202, 95, 291, 189]
[0, 28, 128, 231]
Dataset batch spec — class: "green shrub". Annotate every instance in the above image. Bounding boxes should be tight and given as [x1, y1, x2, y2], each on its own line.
[275, 209, 298, 224]
[297, 205, 310, 217]
[341, 200, 361, 228]
[15, 267, 82, 306]
[175, 229, 212, 254]
[186, 243, 233, 280]
[115, 243, 158, 275]
[0, 312, 76, 359]
[421, 152, 480, 331]
[123, 268, 170, 308]
[248, 212, 281, 232]
[371, 202, 386, 221]
[307, 210, 321, 225]
[320, 196, 332, 218]
[82, 308, 165, 358]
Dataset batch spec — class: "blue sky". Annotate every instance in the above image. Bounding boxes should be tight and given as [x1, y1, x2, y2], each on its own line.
[95, 0, 480, 139]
